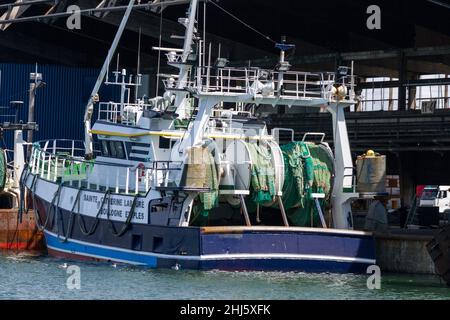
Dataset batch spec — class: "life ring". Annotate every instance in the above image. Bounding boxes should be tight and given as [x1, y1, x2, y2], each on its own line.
[136, 163, 146, 182]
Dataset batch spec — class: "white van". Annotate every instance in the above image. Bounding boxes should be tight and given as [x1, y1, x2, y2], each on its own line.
[419, 185, 450, 217]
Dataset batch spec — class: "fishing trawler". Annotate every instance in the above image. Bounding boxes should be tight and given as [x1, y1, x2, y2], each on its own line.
[21, 0, 375, 272]
[0, 72, 44, 252]
[0, 129, 44, 252]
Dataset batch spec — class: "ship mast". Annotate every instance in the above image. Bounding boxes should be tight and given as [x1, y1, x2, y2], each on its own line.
[83, 0, 199, 157]
[171, 0, 199, 119]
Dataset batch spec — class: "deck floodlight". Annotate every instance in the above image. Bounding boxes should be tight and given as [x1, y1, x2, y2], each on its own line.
[187, 52, 197, 62]
[276, 61, 291, 72]
[30, 72, 45, 88]
[214, 58, 229, 68]
[336, 66, 351, 82]
[337, 66, 350, 76]
[30, 73, 42, 81]
[259, 70, 269, 80]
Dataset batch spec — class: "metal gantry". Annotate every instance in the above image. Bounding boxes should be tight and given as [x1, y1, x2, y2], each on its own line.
[0, 0, 201, 29]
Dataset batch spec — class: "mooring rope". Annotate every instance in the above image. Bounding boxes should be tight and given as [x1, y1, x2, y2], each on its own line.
[57, 186, 84, 243]
[78, 189, 111, 236]
[107, 193, 139, 237]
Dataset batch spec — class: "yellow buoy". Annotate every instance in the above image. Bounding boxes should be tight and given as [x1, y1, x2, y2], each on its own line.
[365, 149, 376, 157]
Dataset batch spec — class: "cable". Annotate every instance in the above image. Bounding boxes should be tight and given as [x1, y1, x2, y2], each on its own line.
[208, 0, 276, 45]
[18, 162, 30, 223]
[427, 0, 450, 9]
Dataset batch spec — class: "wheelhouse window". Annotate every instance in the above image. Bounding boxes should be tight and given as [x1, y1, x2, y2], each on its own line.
[100, 140, 126, 159]
[116, 142, 125, 159]
[159, 136, 176, 149]
[101, 140, 109, 156]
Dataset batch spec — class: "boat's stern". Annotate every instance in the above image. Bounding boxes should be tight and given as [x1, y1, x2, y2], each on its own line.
[198, 226, 376, 273]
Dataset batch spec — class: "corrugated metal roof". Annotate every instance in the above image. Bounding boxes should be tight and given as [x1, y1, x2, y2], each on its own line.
[0, 63, 120, 150]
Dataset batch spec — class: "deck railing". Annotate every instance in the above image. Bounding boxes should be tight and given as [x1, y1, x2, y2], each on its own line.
[190, 67, 355, 101]
[28, 139, 182, 195]
[97, 102, 155, 126]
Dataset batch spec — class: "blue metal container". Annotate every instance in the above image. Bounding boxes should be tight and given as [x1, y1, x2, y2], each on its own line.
[0, 63, 119, 149]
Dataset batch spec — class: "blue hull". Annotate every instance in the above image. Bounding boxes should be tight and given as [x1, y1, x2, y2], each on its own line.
[44, 228, 376, 273]
[35, 195, 376, 273]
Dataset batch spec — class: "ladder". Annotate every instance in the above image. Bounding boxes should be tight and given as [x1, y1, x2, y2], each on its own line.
[312, 193, 327, 228]
[405, 195, 419, 228]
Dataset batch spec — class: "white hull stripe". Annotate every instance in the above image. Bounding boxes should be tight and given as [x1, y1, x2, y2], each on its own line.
[129, 153, 148, 158]
[131, 146, 150, 152]
[44, 230, 376, 265]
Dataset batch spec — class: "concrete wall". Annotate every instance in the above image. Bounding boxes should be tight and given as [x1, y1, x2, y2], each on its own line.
[375, 232, 436, 274]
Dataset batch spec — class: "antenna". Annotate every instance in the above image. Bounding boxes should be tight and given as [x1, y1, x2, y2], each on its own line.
[207, 42, 212, 88]
[203, 1, 206, 70]
[275, 36, 295, 71]
[208, 42, 212, 68]
[274, 36, 295, 94]
[113, 53, 121, 83]
[135, 27, 142, 103]
[107, 55, 110, 82]
[155, 8, 164, 96]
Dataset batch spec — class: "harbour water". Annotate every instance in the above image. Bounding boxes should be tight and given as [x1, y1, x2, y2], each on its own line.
[0, 253, 449, 300]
